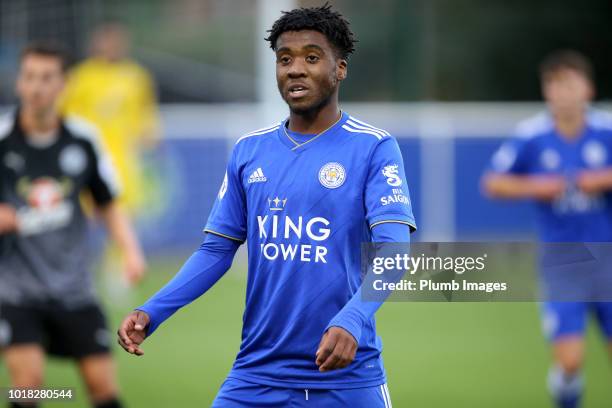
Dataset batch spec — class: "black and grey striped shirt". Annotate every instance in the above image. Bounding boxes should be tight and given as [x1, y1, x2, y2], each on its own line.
[0, 111, 119, 307]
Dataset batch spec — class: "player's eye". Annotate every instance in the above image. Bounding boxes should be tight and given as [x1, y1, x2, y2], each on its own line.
[278, 56, 291, 65]
[306, 55, 319, 63]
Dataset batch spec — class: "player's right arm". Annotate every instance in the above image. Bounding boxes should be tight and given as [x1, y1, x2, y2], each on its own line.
[481, 130, 565, 201]
[117, 232, 241, 355]
[0, 142, 18, 234]
[0, 204, 18, 234]
[118, 144, 247, 355]
[482, 173, 566, 201]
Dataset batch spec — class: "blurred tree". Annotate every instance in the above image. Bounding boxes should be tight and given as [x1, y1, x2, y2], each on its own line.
[337, 0, 612, 101]
[0, 0, 611, 102]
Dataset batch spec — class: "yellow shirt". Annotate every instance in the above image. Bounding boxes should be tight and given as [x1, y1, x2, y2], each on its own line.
[60, 58, 159, 210]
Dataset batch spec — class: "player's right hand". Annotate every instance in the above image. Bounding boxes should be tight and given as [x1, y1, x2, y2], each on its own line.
[123, 248, 147, 286]
[0, 204, 18, 234]
[117, 310, 150, 356]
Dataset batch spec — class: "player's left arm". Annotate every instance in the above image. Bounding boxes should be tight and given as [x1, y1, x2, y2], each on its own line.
[0, 153, 18, 234]
[316, 223, 411, 372]
[576, 130, 612, 194]
[84, 122, 146, 284]
[98, 202, 146, 285]
[576, 167, 612, 194]
[316, 136, 416, 372]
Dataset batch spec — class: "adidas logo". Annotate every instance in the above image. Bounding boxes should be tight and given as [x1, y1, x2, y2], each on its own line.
[248, 167, 267, 183]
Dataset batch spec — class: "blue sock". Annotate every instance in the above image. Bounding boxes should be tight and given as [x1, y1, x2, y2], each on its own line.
[547, 365, 583, 408]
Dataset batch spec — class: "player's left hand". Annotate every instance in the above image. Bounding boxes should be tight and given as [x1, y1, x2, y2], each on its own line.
[577, 170, 611, 194]
[123, 249, 147, 285]
[315, 326, 358, 372]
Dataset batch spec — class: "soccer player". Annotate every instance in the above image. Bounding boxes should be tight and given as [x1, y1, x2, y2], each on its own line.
[482, 50, 612, 408]
[118, 4, 416, 407]
[0, 42, 146, 408]
[59, 20, 160, 212]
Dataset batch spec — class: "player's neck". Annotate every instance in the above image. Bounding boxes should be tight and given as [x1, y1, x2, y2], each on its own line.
[19, 107, 60, 142]
[553, 110, 585, 140]
[288, 101, 341, 134]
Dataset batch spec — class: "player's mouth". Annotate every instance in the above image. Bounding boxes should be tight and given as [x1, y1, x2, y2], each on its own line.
[287, 83, 310, 98]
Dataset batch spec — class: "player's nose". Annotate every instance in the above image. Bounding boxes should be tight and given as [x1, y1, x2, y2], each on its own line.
[287, 60, 307, 78]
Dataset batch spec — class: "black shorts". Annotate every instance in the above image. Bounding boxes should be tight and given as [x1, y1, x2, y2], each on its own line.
[0, 301, 112, 359]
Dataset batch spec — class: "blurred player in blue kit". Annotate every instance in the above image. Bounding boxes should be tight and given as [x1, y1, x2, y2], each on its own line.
[118, 4, 415, 407]
[483, 50, 612, 408]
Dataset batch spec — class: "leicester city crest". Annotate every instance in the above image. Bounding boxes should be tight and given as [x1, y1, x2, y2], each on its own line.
[318, 162, 346, 189]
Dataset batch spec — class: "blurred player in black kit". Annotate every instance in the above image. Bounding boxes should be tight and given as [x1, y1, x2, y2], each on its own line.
[0, 43, 146, 408]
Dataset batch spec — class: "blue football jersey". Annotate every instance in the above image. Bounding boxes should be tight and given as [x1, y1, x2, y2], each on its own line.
[490, 109, 612, 242]
[204, 111, 416, 389]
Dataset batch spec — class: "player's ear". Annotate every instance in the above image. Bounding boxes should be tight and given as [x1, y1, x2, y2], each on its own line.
[587, 80, 595, 100]
[337, 59, 347, 81]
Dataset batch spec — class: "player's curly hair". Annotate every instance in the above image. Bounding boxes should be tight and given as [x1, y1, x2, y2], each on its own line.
[265, 2, 357, 60]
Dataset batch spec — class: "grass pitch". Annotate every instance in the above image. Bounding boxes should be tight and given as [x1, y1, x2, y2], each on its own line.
[1, 257, 611, 407]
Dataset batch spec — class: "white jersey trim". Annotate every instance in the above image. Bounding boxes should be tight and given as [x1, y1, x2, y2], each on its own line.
[236, 123, 280, 145]
[348, 115, 391, 136]
[342, 124, 383, 140]
[370, 219, 417, 231]
[514, 112, 553, 139]
[203, 228, 244, 242]
[383, 383, 392, 407]
[345, 119, 388, 137]
[587, 109, 612, 131]
[0, 114, 13, 141]
[64, 115, 121, 196]
[514, 109, 612, 140]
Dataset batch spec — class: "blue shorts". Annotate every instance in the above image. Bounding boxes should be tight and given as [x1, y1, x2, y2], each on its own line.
[541, 301, 612, 342]
[211, 377, 392, 408]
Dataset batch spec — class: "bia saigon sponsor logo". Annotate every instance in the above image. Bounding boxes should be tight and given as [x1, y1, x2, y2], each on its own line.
[380, 164, 410, 206]
[257, 197, 330, 263]
[382, 164, 402, 187]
